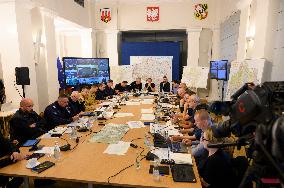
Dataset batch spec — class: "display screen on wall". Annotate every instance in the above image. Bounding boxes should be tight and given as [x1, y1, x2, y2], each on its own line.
[63, 57, 110, 86]
[209, 60, 228, 80]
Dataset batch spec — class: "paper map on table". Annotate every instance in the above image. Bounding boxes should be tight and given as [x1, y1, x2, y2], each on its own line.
[89, 124, 129, 144]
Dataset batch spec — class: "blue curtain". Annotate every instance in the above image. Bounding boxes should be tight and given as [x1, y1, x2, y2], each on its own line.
[121, 42, 180, 80]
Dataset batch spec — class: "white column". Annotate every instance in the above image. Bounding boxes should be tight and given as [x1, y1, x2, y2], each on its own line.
[186, 28, 202, 67]
[15, 0, 40, 112]
[42, 12, 59, 104]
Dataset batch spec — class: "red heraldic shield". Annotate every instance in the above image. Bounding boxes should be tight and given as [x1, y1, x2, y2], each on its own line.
[100, 8, 111, 23]
[147, 7, 159, 22]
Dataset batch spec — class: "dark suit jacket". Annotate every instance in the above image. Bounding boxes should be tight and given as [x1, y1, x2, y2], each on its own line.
[159, 82, 171, 92]
[10, 109, 46, 145]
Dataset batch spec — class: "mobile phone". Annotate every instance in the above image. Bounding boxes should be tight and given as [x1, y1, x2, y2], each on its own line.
[31, 161, 55, 173]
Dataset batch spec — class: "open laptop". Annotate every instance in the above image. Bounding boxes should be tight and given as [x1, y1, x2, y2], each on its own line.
[170, 141, 188, 153]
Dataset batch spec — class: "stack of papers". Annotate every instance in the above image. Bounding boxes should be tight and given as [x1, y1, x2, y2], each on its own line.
[103, 141, 130, 155]
[127, 121, 145, 129]
[140, 114, 155, 121]
[48, 127, 67, 135]
[99, 102, 112, 106]
[141, 99, 154, 104]
[34, 147, 55, 155]
[171, 153, 193, 165]
[141, 108, 153, 113]
[152, 148, 172, 160]
[114, 113, 134, 118]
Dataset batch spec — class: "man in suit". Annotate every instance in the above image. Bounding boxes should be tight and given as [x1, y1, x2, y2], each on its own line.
[114, 81, 129, 93]
[10, 98, 47, 145]
[159, 76, 171, 92]
[96, 83, 107, 100]
[104, 80, 115, 97]
[44, 94, 80, 130]
[68, 91, 85, 116]
[129, 78, 142, 92]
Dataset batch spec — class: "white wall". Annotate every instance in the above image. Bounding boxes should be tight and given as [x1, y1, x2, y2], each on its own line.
[0, 1, 22, 107]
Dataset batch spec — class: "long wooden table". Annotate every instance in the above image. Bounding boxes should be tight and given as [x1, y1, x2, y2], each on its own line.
[0, 99, 201, 188]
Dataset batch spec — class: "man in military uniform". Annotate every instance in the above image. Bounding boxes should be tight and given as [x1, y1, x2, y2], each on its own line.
[10, 98, 47, 145]
[44, 94, 80, 130]
[84, 84, 98, 111]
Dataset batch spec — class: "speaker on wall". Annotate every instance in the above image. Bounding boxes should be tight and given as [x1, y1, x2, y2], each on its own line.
[15, 67, 30, 85]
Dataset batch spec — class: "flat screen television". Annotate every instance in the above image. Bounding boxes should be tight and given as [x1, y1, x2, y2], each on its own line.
[63, 57, 110, 86]
[209, 60, 228, 80]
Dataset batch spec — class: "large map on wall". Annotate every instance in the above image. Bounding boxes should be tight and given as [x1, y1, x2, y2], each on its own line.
[181, 66, 209, 89]
[130, 56, 173, 86]
[110, 56, 173, 89]
[225, 59, 267, 100]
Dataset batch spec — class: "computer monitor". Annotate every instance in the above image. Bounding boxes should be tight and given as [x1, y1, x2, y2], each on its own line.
[209, 60, 228, 81]
[63, 57, 110, 86]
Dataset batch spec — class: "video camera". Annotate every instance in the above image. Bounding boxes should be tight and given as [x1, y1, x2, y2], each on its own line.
[208, 81, 284, 187]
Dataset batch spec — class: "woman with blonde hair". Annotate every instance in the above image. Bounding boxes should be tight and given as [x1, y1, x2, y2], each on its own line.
[198, 127, 236, 188]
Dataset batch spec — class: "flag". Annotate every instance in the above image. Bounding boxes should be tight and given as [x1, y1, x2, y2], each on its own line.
[57, 57, 65, 91]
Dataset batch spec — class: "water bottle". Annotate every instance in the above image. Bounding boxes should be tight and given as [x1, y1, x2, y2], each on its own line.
[86, 120, 92, 130]
[153, 157, 160, 181]
[54, 141, 61, 161]
[144, 132, 151, 148]
[135, 151, 141, 170]
[70, 127, 77, 140]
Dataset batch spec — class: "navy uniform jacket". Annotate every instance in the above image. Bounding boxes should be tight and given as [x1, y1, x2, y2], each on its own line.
[159, 82, 171, 92]
[44, 101, 73, 130]
[9, 109, 47, 145]
[68, 97, 85, 116]
[96, 89, 107, 100]
[104, 86, 115, 96]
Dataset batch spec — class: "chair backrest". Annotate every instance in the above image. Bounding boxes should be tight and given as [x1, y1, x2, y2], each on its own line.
[231, 156, 251, 188]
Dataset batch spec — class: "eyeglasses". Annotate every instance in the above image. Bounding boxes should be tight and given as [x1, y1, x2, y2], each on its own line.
[201, 136, 209, 142]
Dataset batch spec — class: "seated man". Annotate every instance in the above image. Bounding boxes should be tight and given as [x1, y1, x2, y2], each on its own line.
[114, 81, 129, 94]
[105, 80, 115, 96]
[10, 98, 46, 145]
[144, 78, 155, 92]
[84, 84, 98, 111]
[129, 78, 142, 92]
[159, 76, 171, 92]
[69, 91, 85, 116]
[171, 80, 180, 94]
[96, 83, 107, 100]
[0, 132, 24, 188]
[44, 94, 80, 130]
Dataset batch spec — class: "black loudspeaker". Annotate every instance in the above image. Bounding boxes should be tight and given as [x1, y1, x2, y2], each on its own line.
[15, 67, 30, 85]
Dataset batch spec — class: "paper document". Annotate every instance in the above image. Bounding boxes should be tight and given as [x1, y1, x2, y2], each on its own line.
[99, 102, 112, 106]
[171, 153, 193, 165]
[103, 141, 130, 155]
[125, 101, 140, 106]
[141, 108, 153, 113]
[48, 127, 67, 135]
[141, 99, 154, 104]
[152, 148, 172, 160]
[34, 147, 55, 155]
[127, 121, 145, 129]
[140, 114, 155, 121]
[114, 113, 134, 118]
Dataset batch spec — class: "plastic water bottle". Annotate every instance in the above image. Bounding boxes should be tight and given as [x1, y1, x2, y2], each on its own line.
[144, 132, 151, 148]
[70, 127, 77, 139]
[135, 151, 141, 170]
[153, 157, 160, 181]
[54, 141, 61, 161]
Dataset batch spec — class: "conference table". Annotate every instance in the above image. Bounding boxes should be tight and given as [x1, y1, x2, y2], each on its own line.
[0, 96, 202, 188]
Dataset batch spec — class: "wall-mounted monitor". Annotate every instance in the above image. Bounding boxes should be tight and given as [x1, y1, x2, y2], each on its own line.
[63, 57, 110, 86]
[209, 60, 228, 81]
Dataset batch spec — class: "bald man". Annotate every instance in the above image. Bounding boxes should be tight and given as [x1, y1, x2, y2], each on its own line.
[9, 98, 47, 145]
[68, 91, 85, 116]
